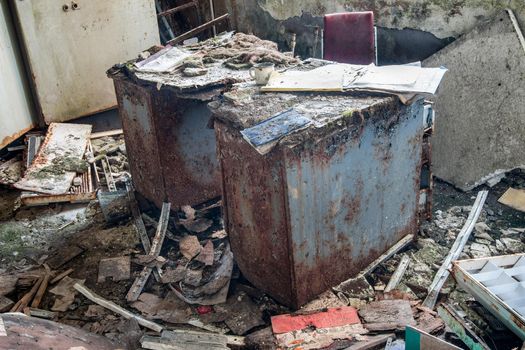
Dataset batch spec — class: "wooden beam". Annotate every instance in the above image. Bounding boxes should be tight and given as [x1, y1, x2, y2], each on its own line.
[384, 255, 410, 293]
[74, 283, 163, 332]
[158, 1, 197, 17]
[422, 190, 488, 309]
[167, 14, 229, 46]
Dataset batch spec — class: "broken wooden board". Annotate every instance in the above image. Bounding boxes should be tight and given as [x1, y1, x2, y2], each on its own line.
[45, 244, 84, 270]
[423, 9, 525, 191]
[0, 313, 119, 349]
[0, 295, 14, 312]
[498, 187, 525, 213]
[218, 292, 265, 335]
[49, 276, 85, 312]
[358, 300, 416, 331]
[98, 256, 131, 283]
[423, 190, 488, 309]
[14, 123, 92, 195]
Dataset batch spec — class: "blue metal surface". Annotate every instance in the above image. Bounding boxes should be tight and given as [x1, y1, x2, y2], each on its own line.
[284, 100, 424, 305]
[113, 76, 221, 209]
[216, 95, 426, 308]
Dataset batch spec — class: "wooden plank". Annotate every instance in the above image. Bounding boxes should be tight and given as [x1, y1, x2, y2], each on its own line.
[141, 335, 228, 350]
[167, 14, 229, 45]
[385, 255, 410, 292]
[422, 190, 488, 309]
[74, 283, 163, 332]
[90, 129, 123, 139]
[127, 202, 171, 302]
[50, 268, 74, 284]
[14, 123, 92, 195]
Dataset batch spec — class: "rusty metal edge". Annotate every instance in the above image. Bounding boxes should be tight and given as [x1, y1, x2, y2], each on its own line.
[451, 258, 525, 341]
[1, 124, 36, 151]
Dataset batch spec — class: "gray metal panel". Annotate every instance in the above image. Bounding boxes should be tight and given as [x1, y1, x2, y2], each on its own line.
[11, 0, 160, 124]
[0, 1, 35, 149]
[285, 100, 424, 306]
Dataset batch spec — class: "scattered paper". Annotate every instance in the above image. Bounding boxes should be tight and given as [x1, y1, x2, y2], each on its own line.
[135, 46, 192, 73]
[262, 62, 447, 97]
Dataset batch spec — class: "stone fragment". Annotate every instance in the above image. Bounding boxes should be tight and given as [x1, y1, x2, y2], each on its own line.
[500, 237, 525, 254]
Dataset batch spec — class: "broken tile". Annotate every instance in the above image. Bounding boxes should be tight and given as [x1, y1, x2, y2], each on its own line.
[216, 292, 265, 335]
[500, 237, 525, 254]
[195, 240, 214, 266]
[424, 10, 525, 191]
[468, 243, 491, 259]
[160, 265, 186, 284]
[211, 230, 228, 239]
[182, 218, 213, 233]
[358, 300, 416, 331]
[131, 292, 192, 324]
[179, 235, 201, 260]
[272, 306, 360, 334]
[97, 256, 130, 283]
[181, 205, 196, 221]
[333, 275, 375, 299]
[474, 223, 494, 241]
[85, 305, 107, 318]
[49, 276, 85, 312]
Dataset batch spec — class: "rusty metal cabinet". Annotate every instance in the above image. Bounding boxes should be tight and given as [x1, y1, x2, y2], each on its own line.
[10, 0, 159, 124]
[111, 75, 222, 209]
[212, 90, 427, 308]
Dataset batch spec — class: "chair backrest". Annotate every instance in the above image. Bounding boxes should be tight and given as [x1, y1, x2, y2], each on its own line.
[323, 11, 376, 65]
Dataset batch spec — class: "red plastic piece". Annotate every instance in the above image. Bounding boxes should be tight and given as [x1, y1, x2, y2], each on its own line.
[270, 307, 360, 334]
[196, 305, 213, 315]
[323, 11, 375, 65]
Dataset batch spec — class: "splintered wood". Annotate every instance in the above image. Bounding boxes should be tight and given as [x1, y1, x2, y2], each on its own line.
[14, 123, 92, 195]
[127, 202, 171, 302]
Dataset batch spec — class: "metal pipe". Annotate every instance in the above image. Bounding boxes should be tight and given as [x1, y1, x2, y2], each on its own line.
[158, 0, 198, 17]
[209, 0, 217, 36]
[167, 13, 229, 46]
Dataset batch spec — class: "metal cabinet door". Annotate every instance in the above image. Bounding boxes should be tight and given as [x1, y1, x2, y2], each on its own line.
[0, 1, 36, 149]
[11, 0, 160, 124]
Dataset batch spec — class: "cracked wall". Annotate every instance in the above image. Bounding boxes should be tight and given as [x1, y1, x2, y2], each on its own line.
[226, 0, 525, 63]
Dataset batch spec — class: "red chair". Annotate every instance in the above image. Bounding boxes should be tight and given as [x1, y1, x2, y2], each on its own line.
[323, 11, 376, 65]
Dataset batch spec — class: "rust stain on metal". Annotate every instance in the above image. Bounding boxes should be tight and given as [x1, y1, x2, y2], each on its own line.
[113, 75, 221, 209]
[1, 124, 36, 150]
[216, 121, 294, 305]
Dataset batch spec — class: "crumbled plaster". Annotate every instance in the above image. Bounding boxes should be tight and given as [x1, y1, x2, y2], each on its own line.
[255, 0, 525, 39]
